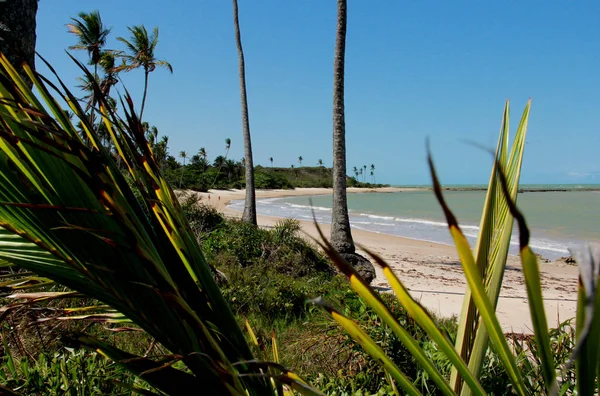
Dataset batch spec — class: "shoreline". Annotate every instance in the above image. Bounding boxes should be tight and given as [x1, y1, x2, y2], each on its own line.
[182, 187, 579, 334]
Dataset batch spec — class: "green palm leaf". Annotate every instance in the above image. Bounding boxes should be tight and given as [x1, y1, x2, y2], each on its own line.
[428, 150, 528, 395]
[0, 53, 314, 395]
[450, 100, 531, 395]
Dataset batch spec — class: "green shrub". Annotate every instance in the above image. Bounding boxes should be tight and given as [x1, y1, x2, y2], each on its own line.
[179, 193, 224, 236]
[203, 218, 333, 277]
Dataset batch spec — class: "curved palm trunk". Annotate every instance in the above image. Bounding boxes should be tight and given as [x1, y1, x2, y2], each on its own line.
[232, 0, 257, 225]
[140, 70, 149, 121]
[330, 0, 354, 254]
[0, 0, 38, 87]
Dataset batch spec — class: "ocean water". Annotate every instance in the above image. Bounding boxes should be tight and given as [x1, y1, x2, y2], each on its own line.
[227, 185, 600, 261]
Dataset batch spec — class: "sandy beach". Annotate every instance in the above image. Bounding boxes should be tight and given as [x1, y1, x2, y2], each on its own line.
[186, 187, 579, 334]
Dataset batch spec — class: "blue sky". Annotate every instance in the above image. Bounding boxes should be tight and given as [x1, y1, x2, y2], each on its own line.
[36, 1, 600, 185]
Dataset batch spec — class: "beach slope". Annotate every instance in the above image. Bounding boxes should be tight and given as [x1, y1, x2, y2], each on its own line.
[187, 188, 578, 334]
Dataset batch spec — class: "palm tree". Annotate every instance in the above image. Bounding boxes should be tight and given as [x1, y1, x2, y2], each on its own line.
[179, 151, 187, 188]
[67, 11, 110, 114]
[359, 168, 363, 181]
[116, 25, 172, 120]
[269, 157, 273, 167]
[232, 0, 257, 225]
[370, 164, 375, 183]
[298, 156, 303, 167]
[199, 147, 207, 161]
[67, 11, 110, 68]
[331, 0, 353, 253]
[199, 147, 208, 171]
[330, 0, 374, 283]
[211, 138, 231, 188]
[98, 51, 119, 97]
[363, 165, 367, 182]
[155, 135, 169, 172]
[225, 138, 231, 157]
[318, 159, 324, 167]
[0, 0, 38, 85]
[352, 166, 358, 178]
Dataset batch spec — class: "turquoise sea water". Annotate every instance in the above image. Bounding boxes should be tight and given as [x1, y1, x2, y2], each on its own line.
[228, 185, 600, 260]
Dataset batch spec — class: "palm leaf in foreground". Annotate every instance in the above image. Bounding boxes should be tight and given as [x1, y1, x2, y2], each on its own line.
[428, 150, 528, 395]
[0, 53, 316, 395]
[317, 103, 580, 395]
[570, 243, 600, 395]
[497, 163, 557, 393]
[451, 100, 530, 395]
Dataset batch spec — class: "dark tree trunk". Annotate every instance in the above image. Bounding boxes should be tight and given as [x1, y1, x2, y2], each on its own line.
[0, 0, 38, 85]
[232, 0, 257, 225]
[330, 0, 354, 254]
[140, 69, 149, 121]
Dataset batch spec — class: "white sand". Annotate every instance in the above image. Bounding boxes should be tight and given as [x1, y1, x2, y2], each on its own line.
[185, 188, 578, 334]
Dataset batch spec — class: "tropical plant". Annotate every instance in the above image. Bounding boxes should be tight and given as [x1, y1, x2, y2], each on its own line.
[98, 50, 119, 97]
[115, 25, 172, 120]
[67, 10, 111, 115]
[370, 164, 375, 183]
[199, 147, 207, 161]
[66, 11, 110, 68]
[270, 156, 274, 167]
[0, 54, 318, 394]
[210, 138, 231, 188]
[311, 100, 598, 395]
[232, 0, 257, 225]
[318, 159, 323, 167]
[298, 156, 303, 167]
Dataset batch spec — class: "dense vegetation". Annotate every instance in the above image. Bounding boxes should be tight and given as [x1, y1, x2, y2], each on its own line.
[1, 196, 578, 394]
[165, 159, 389, 191]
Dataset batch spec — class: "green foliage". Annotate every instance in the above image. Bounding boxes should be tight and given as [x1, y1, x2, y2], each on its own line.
[203, 218, 333, 277]
[0, 53, 318, 394]
[179, 193, 224, 235]
[0, 348, 148, 395]
[254, 170, 294, 189]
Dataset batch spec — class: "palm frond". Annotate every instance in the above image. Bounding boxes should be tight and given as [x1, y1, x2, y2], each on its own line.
[0, 53, 305, 394]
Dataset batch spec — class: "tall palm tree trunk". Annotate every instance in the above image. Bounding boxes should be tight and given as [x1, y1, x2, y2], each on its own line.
[0, 0, 38, 87]
[232, 0, 257, 225]
[330, 0, 354, 254]
[140, 70, 149, 120]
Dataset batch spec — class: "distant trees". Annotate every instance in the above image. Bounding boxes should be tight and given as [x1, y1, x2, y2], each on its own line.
[370, 164, 375, 183]
[211, 138, 232, 188]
